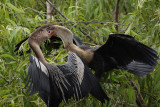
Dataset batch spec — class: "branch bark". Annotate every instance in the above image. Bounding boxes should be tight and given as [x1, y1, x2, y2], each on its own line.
[46, 0, 69, 20]
[46, 1, 53, 22]
[115, 0, 120, 31]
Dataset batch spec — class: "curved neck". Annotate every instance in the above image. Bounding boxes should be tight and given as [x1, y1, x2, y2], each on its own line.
[65, 43, 93, 63]
[29, 39, 47, 64]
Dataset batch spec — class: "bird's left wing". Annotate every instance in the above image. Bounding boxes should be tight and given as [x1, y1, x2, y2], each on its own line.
[58, 52, 109, 102]
[57, 52, 85, 101]
[94, 34, 158, 77]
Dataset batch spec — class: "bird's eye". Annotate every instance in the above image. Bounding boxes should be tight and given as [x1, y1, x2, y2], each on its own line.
[48, 30, 51, 33]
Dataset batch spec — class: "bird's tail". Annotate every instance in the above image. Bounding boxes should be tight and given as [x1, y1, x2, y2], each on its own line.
[124, 61, 154, 76]
[89, 71, 109, 103]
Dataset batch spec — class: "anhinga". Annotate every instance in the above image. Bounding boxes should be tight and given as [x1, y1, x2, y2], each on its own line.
[25, 24, 109, 107]
[48, 25, 159, 79]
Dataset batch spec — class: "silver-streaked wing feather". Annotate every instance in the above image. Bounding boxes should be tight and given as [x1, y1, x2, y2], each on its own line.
[57, 52, 85, 100]
[67, 52, 84, 84]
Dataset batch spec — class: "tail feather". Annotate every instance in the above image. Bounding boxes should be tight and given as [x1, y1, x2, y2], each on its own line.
[126, 61, 154, 76]
[88, 70, 109, 103]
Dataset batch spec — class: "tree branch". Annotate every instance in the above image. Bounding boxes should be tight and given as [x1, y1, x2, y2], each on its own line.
[79, 28, 98, 44]
[46, 0, 54, 21]
[46, 0, 69, 20]
[115, 0, 120, 31]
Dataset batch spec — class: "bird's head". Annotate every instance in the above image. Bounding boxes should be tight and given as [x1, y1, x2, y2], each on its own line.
[29, 24, 55, 45]
[48, 25, 73, 48]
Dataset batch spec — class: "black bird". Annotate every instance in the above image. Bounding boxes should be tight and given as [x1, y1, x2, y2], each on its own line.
[25, 24, 109, 107]
[48, 25, 159, 79]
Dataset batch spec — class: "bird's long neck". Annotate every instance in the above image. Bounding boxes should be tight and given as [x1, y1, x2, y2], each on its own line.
[65, 43, 93, 63]
[66, 43, 84, 55]
[28, 38, 47, 64]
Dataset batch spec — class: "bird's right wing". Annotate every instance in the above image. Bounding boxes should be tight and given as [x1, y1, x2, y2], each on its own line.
[25, 55, 50, 95]
[25, 55, 50, 103]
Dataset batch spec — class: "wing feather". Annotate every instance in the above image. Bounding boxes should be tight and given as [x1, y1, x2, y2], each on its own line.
[94, 34, 158, 77]
[25, 55, 50, 98]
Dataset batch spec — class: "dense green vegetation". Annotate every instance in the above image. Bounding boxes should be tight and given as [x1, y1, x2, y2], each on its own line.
[0, 0, 160, 106]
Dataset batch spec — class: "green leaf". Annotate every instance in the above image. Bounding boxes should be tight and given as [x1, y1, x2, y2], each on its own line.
[10, 27, 21, 42]
[5, 18, 16, 26]
[1, 54, 15, 60]
[6, 3, 24, 13]
[125, 23, 132, 35]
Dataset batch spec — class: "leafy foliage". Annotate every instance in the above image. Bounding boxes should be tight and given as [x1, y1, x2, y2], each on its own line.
[0, 0, 160, 106]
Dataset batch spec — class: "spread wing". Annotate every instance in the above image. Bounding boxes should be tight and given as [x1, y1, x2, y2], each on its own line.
[95, 34, 158, 76]
[25, 55, 70, 105]
[57, 52, 85, 101]
[25, 55, 50, 104]
[57, 52, 109, 102]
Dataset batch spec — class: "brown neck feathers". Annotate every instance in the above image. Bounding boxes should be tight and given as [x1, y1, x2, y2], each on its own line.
[66, 43, 94, 63]
[28, 38, 47, 64]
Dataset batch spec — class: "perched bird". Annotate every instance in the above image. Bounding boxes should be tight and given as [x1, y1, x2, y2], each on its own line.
[25, 24, 109, 107]
[47, 25, 159, 79]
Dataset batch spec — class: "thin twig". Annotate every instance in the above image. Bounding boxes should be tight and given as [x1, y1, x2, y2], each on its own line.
[35, 0, 45, 10]
[26, 7, 47, 17]
[79, 28, 98, 44]
[39, 0, 46, 6]
[53, 21, 124, 25]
